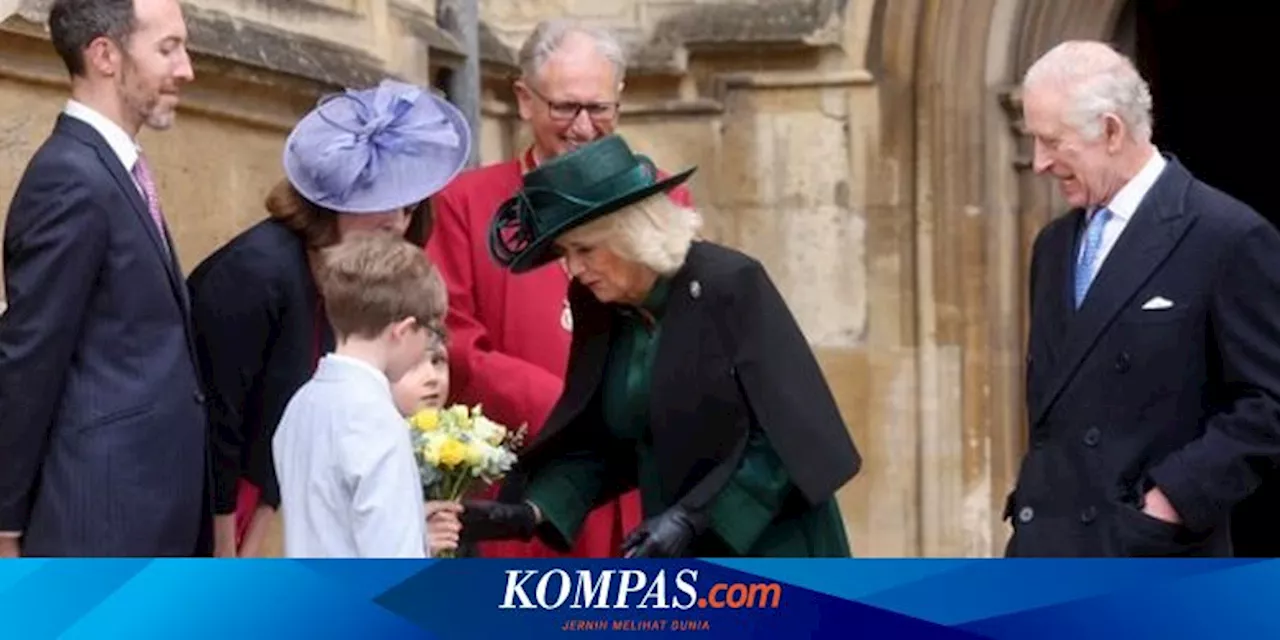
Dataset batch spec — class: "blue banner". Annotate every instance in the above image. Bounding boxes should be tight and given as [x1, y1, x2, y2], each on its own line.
[0, 559, 1277, 638]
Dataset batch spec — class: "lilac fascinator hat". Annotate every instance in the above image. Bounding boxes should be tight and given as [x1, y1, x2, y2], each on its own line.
[283, 79, 472, 214]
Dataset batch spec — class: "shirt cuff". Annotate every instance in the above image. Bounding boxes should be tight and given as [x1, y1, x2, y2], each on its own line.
[0, 531, 22, 538]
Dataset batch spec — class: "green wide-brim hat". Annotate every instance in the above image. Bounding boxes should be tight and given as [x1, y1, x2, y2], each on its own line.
[488, 134, 696, 274]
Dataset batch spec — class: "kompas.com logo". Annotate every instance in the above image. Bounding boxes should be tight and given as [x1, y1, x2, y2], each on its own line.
[498, 568, 783, 610]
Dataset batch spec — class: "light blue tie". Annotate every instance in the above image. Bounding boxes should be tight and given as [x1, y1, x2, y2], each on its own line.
[1074, 207, 1112, 308]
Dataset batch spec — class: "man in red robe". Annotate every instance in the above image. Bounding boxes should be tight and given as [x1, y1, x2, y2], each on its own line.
[426, 19, 692, 558]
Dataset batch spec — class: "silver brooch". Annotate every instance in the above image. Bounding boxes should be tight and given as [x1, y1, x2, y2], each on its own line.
[560, 300, 573, 332]
[689, 280, 702, 299]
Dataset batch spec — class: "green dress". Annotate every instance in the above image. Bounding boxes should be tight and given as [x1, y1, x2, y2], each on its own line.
[525, 278, 851, 557]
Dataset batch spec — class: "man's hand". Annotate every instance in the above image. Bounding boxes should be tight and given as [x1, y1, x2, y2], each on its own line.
[426, 501, 463, 556]
[213, 515, 238, 558]
[1143, 486, 1182, 525]
[0, 537, 19, 559]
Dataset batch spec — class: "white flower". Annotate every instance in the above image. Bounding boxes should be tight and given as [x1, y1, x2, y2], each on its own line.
[471, 415, 507, 446]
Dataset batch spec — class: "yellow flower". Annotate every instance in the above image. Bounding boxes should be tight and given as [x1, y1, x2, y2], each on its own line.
[438, 438, 467, 468]
[410, 409, 440, 432]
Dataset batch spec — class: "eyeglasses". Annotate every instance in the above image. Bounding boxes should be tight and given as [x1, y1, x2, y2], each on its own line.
[525, 84, 619, 123]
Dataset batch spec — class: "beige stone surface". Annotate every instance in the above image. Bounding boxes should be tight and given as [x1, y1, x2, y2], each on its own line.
[480, 0, 572, 47]
[0, 79, 62, 292]
[195, 0, 377, 56]
[0, 0, 1143, 559]
[141, 115, 292, 274]
[0, 20, 317, 282]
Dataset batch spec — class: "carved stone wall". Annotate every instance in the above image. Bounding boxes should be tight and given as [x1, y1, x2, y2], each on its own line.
[0, 0, 1132, 557]
[879, 0, 1129, 556]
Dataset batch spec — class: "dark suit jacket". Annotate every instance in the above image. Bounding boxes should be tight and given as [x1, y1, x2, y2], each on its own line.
[0, 114, 210, 556]
[1008, 156, 1280, 557]
[188, 219, 335, 515]
[509, 241, 861, 536]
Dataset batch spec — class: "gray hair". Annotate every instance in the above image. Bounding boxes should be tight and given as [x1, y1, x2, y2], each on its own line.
[48, 0, 138, 77]
[561, 193, 701, 276]
[518, 19, 628, 87]
[1022, 40, 1154, 142]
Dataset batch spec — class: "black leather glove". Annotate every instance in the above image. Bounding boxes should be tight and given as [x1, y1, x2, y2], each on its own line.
[621, 506, 708, 558]
[460, 500, 538, 542]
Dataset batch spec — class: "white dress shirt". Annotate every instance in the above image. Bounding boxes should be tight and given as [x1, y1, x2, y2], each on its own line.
[62, 100, 146, 199]
[273, 354, 429, 558]
[1079, 149, 1168, 277]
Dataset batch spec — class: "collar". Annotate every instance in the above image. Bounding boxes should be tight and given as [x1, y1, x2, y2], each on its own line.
[519, 146, 539, 174]
[617, 276, 672, 328]
[63, 100, 140, 172]
[640, 276, 671, 317]
[318, 353, 391, 390]
[1100, 149, 1167, 222]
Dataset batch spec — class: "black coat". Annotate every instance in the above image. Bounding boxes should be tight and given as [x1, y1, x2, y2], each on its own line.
[507, 241, 860, 544]
[1008, 157, 1280, 557]
[188, 219, 334, 514]
[0, 115, 210, 555]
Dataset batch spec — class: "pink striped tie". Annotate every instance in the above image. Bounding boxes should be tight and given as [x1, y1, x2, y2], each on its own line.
[131, 154, 169, 251]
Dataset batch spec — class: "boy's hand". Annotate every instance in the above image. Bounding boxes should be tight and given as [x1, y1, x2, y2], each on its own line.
[426, 501, 463, 555]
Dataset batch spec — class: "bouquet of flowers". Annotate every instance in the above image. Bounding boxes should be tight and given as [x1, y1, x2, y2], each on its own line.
[406, 404, 526, 557]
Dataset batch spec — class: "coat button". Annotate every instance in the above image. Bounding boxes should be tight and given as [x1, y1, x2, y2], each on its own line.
[1080, 505, 1098, 524]
[194, 390, 206, 405]
[1083, 427, 1101, 447]
[1018, 506, 1035, 523]
[1115, 351, 1131, 373]
[689, 280, 702, 298]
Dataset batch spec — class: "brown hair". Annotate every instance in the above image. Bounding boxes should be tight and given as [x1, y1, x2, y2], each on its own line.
[265, 179, 435, 249]
[316, 233, 448, 340]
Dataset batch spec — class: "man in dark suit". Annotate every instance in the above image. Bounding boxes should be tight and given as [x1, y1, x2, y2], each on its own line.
[0, 0, 209, 556]
[1005, 40, 1280, 557]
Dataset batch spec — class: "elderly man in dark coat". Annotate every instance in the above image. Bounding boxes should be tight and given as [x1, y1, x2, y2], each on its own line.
[1008, 40, 1280, 557]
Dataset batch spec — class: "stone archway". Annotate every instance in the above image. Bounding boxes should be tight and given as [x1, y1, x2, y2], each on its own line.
[873, 0, 1128, 556]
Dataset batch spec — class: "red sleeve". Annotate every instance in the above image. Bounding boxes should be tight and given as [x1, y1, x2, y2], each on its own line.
[425, 190, 564, 433]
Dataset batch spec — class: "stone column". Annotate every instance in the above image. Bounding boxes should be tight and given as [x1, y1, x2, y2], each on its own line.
[903, 0, 1127, 556]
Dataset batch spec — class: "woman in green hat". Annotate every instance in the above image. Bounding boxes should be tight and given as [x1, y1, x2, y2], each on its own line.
[460, 134, 861, 557]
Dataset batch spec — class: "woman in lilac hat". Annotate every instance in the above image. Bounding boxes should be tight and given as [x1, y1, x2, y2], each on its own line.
[188, 79, 471, 557]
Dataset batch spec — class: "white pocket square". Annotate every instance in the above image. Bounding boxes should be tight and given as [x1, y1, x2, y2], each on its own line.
[1141, 296, 1174, 310]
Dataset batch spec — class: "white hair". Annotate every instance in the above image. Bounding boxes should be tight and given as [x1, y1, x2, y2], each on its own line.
[1022, 40, 1153, 142]
[561, 193, 702, 276]
[518, 19, 628, 87]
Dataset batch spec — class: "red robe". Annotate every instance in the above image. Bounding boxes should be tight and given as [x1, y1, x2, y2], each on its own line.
[425, 148, 692, 558]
